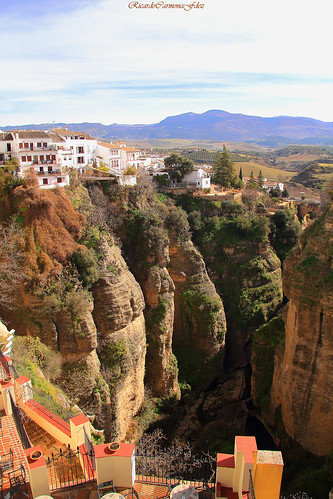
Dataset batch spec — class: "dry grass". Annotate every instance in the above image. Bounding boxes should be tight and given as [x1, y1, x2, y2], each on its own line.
[11, 185, 86, 279]
[233, 161, 294, 181]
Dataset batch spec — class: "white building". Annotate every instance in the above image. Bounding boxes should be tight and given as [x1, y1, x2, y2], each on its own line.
[183, 168, 211, 189]
[97, 142, 127, 170]
[53, 129, 97, 172]
[0, 131, 69, 189]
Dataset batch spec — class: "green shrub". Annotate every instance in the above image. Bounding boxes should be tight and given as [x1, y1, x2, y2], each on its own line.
[252, 316, 285, 410]
[71, 247, 99, 288]
[12, 336, 62, 381]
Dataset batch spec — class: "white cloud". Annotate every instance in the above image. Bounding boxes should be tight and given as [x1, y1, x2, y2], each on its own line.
[0, 0, 332, 124]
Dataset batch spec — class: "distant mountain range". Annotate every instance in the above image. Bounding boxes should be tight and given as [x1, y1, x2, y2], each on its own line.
[2, 110, 333, 146]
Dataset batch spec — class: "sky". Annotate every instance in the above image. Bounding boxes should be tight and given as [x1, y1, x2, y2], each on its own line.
[1, 0, 333, 126]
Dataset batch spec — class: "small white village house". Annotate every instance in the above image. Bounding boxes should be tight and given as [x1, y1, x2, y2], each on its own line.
[183, 168, 211, 189]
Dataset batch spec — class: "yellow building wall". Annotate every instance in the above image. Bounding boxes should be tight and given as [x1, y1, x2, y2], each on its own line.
[233, 452, 244, 493]
[22, 403, 72, 447]
[253, 463, 283, 499]
[216, 466, 234, 489]
[96, 454, 134, 487]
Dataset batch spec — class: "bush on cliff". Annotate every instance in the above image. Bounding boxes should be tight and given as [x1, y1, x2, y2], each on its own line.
[71, 247, 99, 288]
[252, 316, 285, 411]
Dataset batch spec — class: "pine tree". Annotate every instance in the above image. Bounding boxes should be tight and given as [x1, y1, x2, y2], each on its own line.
[213, 145, 235, 188]
[258, 170, 265, 190]
[248, 170, 257, 188]
[239, 167, 243, 181]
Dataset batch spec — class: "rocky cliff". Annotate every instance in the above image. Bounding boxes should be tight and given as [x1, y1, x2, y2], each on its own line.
[0, 184, 147, 440]
[168, 236, 226, 387]
[0, 181, 228, 440]
[269, 205, 333, 456]
[92, 236, 146, 440]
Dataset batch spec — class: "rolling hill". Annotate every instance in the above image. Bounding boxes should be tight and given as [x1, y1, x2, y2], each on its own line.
[2, 110, 333, 144]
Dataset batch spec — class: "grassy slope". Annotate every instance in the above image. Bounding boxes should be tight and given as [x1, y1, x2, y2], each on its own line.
[233, 161, 294, 181]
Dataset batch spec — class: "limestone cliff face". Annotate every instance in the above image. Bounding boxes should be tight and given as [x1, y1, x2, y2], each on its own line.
[168, 236, 226, 387]
[213, 240, 283, 370]
[0, 184, 148, 441]
[126, 226, 180, 399]
[270, 206, 333, 456]
[92, 236, 147, 440]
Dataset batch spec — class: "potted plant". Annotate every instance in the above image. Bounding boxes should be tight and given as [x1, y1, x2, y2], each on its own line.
[30, 450, 42, 460]
[108, 442, 120, 452]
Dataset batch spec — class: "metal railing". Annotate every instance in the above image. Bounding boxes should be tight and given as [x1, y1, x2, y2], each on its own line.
[248, 469, 256, 499]
[136, 448, 215, 486]
[0, 349, 11, 378]
[9, 393, 31, 450]
[46, 445, 96, 491]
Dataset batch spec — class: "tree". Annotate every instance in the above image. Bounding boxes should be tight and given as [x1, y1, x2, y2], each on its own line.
[247, 170, 257, 189]
[270, 186, 282, 198]
[239, 167, 243, 181]
[213, 145, 235, 188]
[269, 209, 301, 262]
[258, 170, 265, 190]
[164, 154, 194, 182]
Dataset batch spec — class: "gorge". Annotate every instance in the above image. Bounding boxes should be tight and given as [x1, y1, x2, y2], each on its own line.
[0, 175, 332, 497]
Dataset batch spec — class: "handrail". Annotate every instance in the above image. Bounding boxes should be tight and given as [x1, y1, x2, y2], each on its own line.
[248, 469, 256, 499]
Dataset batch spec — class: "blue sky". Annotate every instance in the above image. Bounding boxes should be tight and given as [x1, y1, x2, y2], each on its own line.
[1, 0, 332, 126]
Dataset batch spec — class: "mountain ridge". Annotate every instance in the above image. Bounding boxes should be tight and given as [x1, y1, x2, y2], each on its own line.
[2, 109, 333, 144]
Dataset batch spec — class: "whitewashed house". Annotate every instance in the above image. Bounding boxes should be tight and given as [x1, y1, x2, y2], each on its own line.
[0, 131, 69, 189]
[123, 146, 141, 168]
[53, 129, 97, 172]
[97, 142, 127, 170]
[183, 168, 211, 189]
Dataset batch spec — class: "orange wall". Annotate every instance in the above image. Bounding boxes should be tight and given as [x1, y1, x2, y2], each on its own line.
[254, 463, 283, 499]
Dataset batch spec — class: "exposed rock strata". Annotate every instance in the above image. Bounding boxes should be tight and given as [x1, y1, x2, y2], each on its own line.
[270, 206, 333, 456]
[92, 236, 147, 440]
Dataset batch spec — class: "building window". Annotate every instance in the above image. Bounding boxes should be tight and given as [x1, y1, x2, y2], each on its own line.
[40, 155, 44, 163]
[57, 177, 62, 183]
[24, 143, 29, 149]
[27, 156, 32, 162]
[39, 167, 44, 173]
[52, 155, 56, 162]
[43, 142, 47, 148]
[19, 143, 23, 149]
[76, 146, 84, 154]
[22, 156, 27, 162]
[77, 156, 84, 164]
[43, 178, 48, 185]
[48, 166, 52, 173]
[37, 142, 42, 148]
[6, 143, 11, 152]
[46, 155, 51, 162]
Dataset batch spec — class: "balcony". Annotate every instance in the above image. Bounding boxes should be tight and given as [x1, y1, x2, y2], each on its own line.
[36, 169, 62, 175]
[19, 145, 57, 152]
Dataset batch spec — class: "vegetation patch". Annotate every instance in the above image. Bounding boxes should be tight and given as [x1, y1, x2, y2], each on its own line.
[252, 316, 285, 411]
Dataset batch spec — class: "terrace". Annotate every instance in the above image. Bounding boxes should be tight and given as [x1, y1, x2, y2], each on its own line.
[0, 322, 283, 499]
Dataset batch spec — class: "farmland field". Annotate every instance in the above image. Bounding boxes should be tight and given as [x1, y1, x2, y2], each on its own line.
[233, 161, 294, 181]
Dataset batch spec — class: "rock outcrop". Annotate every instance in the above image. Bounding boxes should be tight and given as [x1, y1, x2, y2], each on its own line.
[168, 236, 226, 387]
[270, 206, 333, 456]
[216, 241, 282, 370]
[92, 236, 147, 440]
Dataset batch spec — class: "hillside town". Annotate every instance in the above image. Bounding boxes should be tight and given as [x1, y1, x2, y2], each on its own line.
[0, 129, 288, 197]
